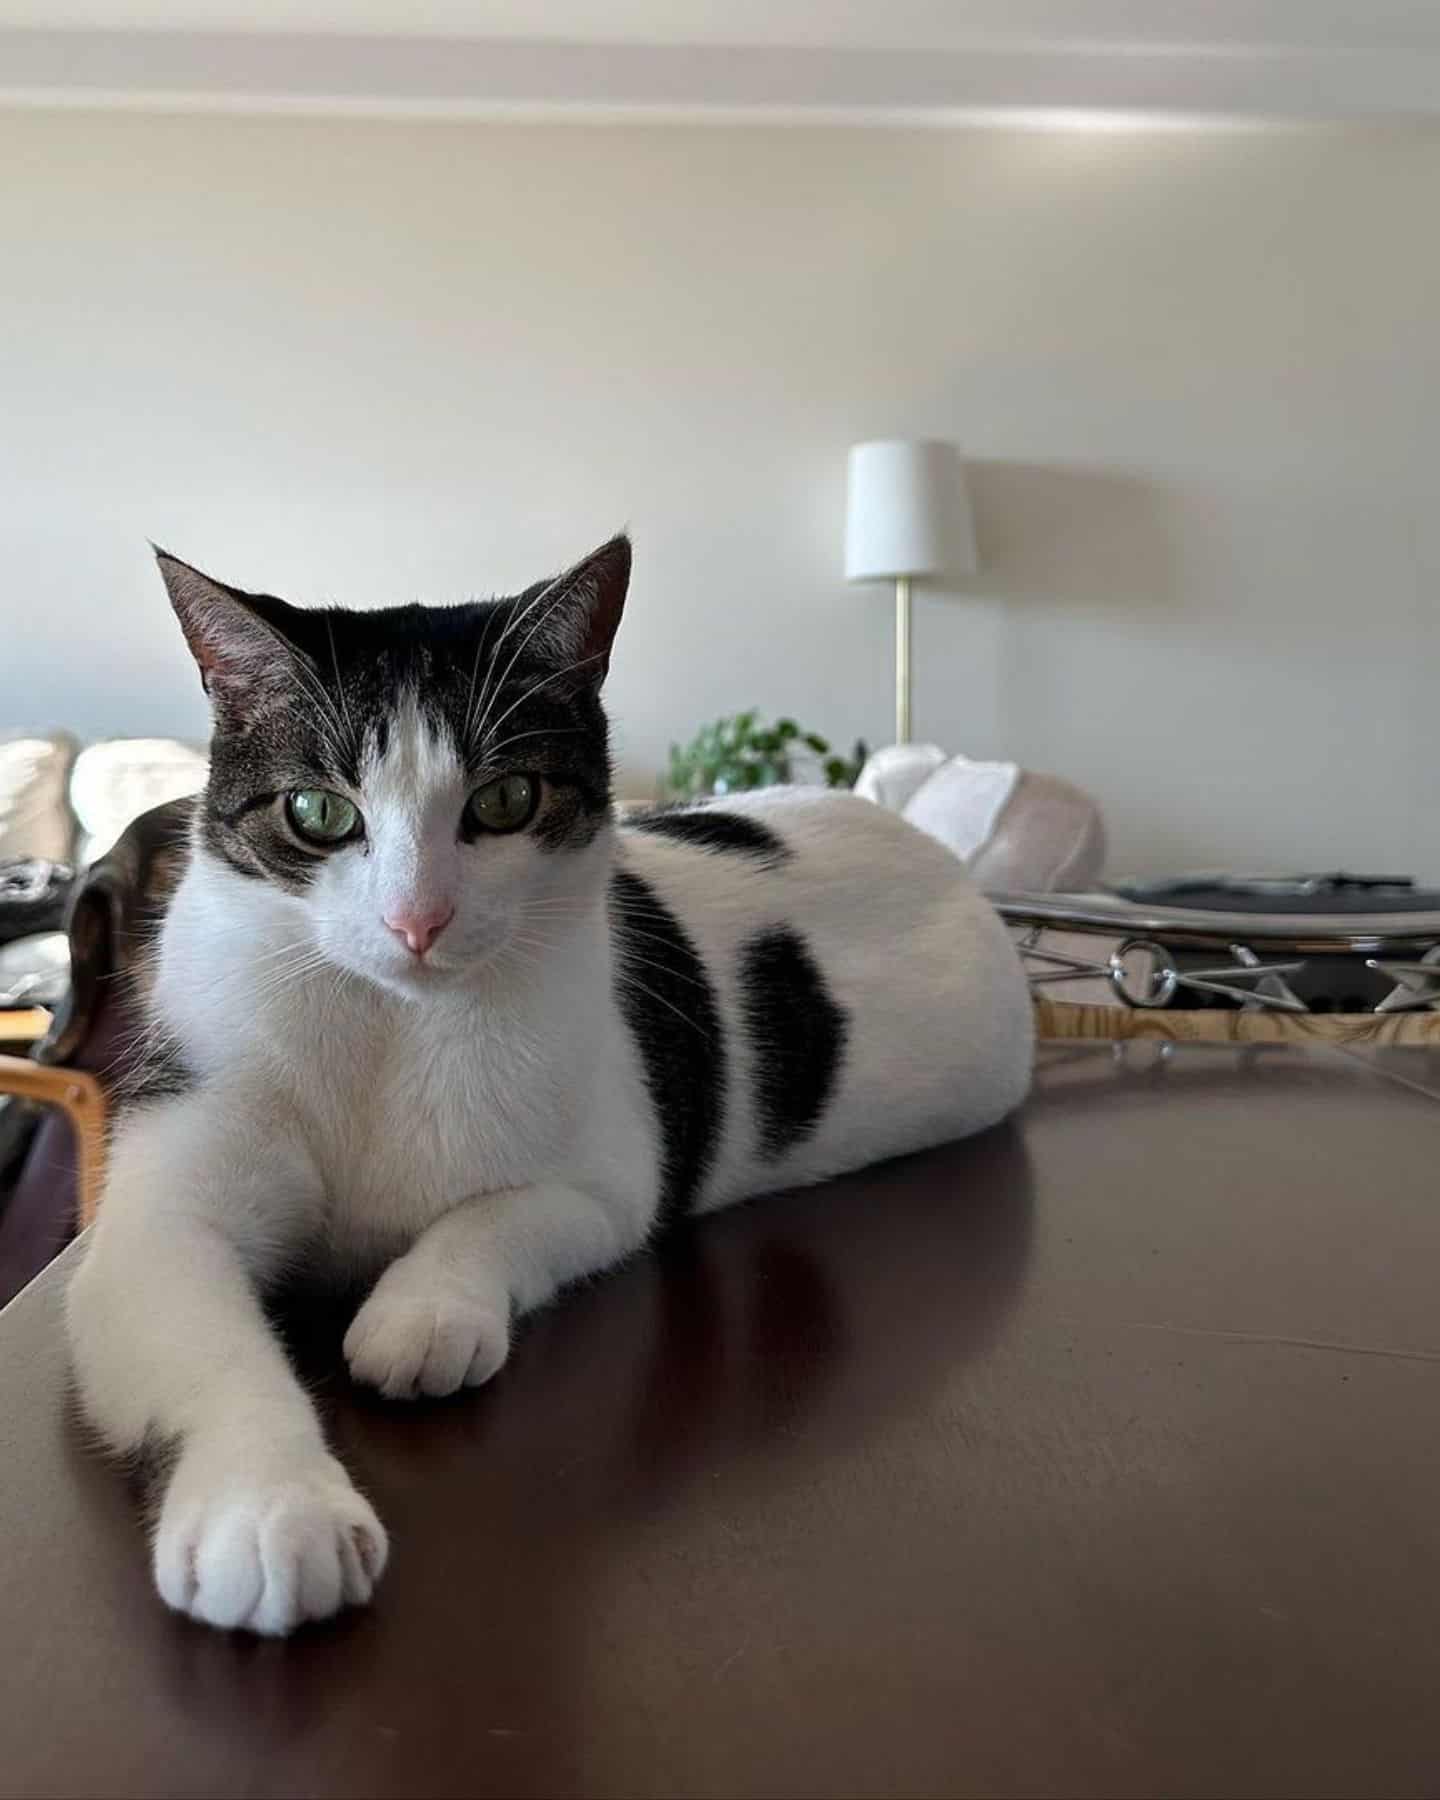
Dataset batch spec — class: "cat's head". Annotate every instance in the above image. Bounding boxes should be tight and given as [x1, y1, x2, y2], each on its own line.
[158, 536, 630, 999]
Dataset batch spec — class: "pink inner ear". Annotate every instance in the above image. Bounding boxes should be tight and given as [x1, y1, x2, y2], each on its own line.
[155, 552, 303, 706]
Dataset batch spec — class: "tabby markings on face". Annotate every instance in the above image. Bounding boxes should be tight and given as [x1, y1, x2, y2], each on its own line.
[157, 536, 631, 995]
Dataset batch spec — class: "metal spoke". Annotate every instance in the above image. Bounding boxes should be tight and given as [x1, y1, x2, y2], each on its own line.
[1367, 953, 1440, 1013]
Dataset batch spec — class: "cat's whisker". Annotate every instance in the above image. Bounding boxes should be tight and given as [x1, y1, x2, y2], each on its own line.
[460, 606, 498, 752]
[326, 962, 359, 1014]
[130, 954, 318, 1024]
[475, 724, 586, 767]
[466, 584, 554, 749]
[246, 968, 331, 1009]
[281, 644, 352, 768]
[325, 617, 361, 772]
[469, 596, 522, 751]
[466, 581, 549, 745]
[513, 904, 601, 926]
[534, 896, 721, 980]
[478, 652, 607, 752]
[242, 947, 339, 997]
[615, 970, 718, 1043]
[614, 946, 714, 995]
[468, 573, 588, 751]
[471, 566, 604, 749]
[499, 939, 549, 970]
[247, 937, 322, 968]
[169, 940, 328, 1003]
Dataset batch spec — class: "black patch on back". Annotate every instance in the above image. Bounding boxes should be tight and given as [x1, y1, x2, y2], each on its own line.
[626, 807, 791, 867]
[610, 867, 726, 1227]
[739, 927, 848, 1162]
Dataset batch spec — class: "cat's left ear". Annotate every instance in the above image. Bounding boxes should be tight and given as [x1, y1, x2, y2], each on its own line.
[526, 533, 631, 690]
[153, 547, 313, 710]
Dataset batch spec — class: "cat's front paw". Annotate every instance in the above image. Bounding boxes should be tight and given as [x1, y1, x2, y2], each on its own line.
[344, 1280, 510, 1400]
[154, 1436, 387, 1636]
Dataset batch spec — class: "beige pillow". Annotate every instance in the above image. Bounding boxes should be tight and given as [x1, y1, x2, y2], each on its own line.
[70, 738, 208, 862]
[0, 732, 78, 865]
[964, 770, 1108, 895]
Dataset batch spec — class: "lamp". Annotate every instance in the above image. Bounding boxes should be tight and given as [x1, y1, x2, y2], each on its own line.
[844, 439, 977, 744]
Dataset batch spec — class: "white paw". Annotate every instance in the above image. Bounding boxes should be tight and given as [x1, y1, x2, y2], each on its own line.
[344, 1281, 510, 1400]
[154, 1438, 388, 1636]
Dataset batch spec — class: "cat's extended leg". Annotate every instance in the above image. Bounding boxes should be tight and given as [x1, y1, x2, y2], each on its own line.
[65, 1089, 387, 1635]
[344, 1183, 635, 1399]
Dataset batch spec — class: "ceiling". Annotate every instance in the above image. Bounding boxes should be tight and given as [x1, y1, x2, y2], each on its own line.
[3, 3, 1440, 49]
[3, 1, 1440, 121]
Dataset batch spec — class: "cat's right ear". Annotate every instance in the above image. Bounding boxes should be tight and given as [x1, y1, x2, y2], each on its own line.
[153, 549, 306, 707]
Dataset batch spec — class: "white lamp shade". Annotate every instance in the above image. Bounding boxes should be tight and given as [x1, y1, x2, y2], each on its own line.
[844, 439, 977, 582]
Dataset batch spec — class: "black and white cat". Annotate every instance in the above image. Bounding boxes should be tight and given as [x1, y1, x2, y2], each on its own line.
[65, 535, 1034, 1636]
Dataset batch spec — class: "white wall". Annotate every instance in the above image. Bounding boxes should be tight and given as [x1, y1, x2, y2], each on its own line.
[3, 110, 1437, 877]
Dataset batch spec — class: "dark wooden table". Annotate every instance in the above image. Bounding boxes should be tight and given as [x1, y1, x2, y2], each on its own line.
[3, 1044, 1439, 1800]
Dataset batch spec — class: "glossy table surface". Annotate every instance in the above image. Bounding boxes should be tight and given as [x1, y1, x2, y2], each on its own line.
[2, 1043, 1438, 1800]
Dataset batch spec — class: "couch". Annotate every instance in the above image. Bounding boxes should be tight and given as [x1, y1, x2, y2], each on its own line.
[1, 734, 207, 1301]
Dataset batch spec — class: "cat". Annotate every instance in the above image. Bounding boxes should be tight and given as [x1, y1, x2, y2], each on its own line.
[64, 534, 1034, 1636]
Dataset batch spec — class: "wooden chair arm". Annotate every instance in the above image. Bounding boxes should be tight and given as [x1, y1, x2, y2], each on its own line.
[0, 1008, 52, 1047]
[0, 1055, 108, 1231]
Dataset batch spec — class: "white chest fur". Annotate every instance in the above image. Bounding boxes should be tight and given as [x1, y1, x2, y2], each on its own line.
[154, 856, 628, 1269]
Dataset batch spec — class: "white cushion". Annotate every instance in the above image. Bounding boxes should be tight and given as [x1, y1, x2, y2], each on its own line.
[902, 755, 1021, 863]
[964, 769, 1108, 894]
[0, 931, 69, 1007]
[70, 738, 208, 862]
[0, 732, 78, 865]
[852, 742, 948, 813]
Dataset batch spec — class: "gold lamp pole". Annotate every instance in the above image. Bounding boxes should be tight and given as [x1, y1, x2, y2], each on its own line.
[894, 575, 912, 744]
[844, 440, 976, 746]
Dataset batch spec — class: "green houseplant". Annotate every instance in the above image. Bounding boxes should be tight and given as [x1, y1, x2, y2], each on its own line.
[665, 712, 868, 802]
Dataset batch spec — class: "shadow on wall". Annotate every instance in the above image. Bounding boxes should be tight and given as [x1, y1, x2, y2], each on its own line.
[964, 460, 1184, 618]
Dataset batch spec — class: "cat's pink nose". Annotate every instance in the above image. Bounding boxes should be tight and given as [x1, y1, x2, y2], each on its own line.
[384, 903, 454, 958]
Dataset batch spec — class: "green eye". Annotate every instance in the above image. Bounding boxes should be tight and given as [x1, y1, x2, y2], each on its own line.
[465, 773, 539, 835]
[285, 788, 361, 844]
